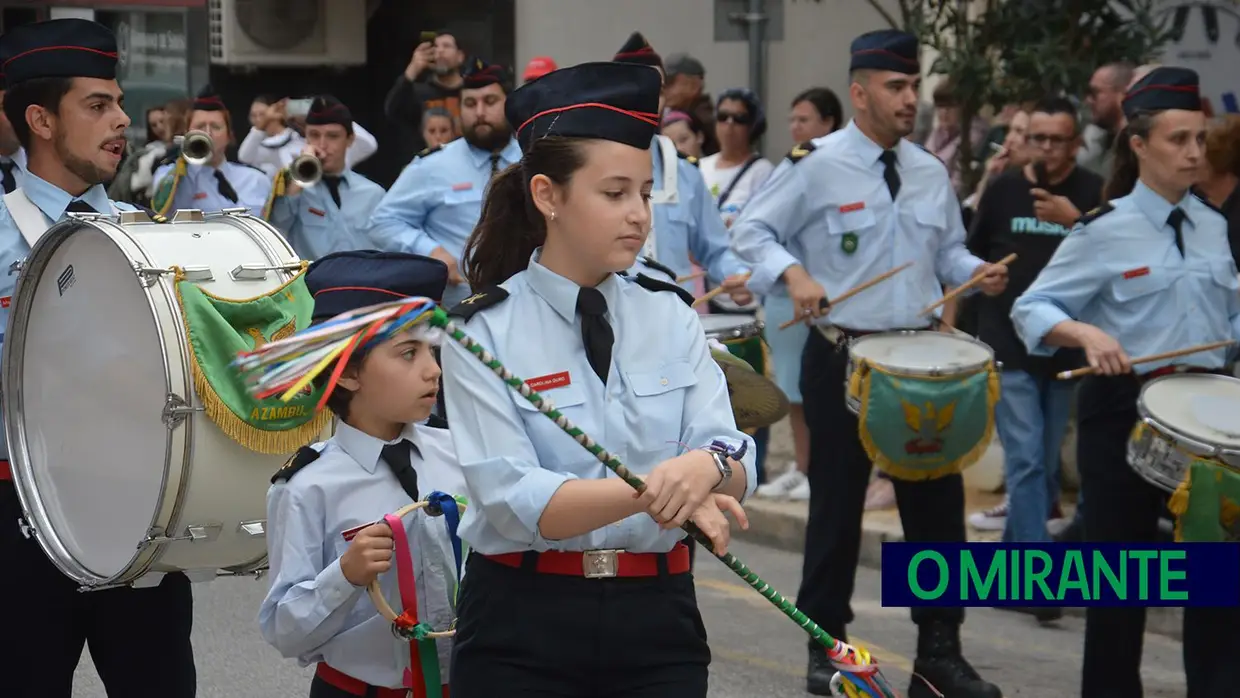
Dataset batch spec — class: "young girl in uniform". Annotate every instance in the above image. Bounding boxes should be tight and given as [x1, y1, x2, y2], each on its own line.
[259, 250, 467, 698]
[440, 61, 757, 698]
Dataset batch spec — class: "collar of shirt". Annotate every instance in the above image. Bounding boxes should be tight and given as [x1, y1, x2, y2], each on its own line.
[21, 170, 112, 220]
[466, 137, 521, 171]
[333, 419, 421, 474]
[525, 248, 625, 325]
[3, 147, 27, 171]
[1131, 179, 1194, 233]
[843, 119, 912, 171]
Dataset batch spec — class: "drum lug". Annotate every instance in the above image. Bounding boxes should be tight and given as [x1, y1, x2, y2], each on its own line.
[213, 207, 251, 218]
[9, 258, 23, 276]
[134, 264, 213, 287]
[238, 520, 266, 538]
[171, 209, 206, 223]
[161, 393, 202, 428]
[16, 516, 33, 540]
[230, 262, 304, 281]
[141, 522, 223, 547]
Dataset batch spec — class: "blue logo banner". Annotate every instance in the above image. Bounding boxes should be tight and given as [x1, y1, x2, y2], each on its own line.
[881, 543, 1240, 607]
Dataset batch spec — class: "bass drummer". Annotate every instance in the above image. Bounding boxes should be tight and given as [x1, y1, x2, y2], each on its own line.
[0, 19, 197, 697]
[1011, 66, 1240, 698]
[729, 28, 1006, 698]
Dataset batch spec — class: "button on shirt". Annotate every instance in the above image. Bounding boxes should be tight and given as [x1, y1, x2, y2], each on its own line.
[440, 251, 758, 555]
[0, 173, 136, 462]
[1011, 180, 1240, 374]
[152, 160, 272, 218]
[626, 136, 748, 290]
[367, 137, 522, 308]
[268, 169, 385, 260]
[258, 420, 468, 689]
[731, 121, 983, 330]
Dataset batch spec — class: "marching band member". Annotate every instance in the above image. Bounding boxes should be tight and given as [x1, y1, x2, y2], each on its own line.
[0, 18, 196, 696]
[152, 85, 272, 218]
[368, 59, 522, 309]
[265, 95, 386, 260]
[611, 32, 752, 304]
[0, 74, 27, 194]
[1012, 66, 1240, 698]
[440, 61, 756, 698]
[239, 97, 379, 177]
[259, 250, 466, 698]
[730, 29, 1006, 698]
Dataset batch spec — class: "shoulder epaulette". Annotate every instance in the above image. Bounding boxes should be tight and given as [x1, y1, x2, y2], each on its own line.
[447, 286, 509, 320]
[425, 414, 448, 429]
[679, 151, 699, 167]
[1075, 202, 1115, 227]
[270, 445, 322, 484]
[640, 256, 678, 281]
[415, 144, 445, 160]
[785, 141, 817, 165]
[633, 273, 695, 307]
[236, 160, 267, 175]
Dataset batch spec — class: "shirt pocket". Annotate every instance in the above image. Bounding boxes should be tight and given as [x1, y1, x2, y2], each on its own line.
[814, 206, 878, 265]
[623, 359, 699, 453]
[511, 382, 593, 467]
[443, 186, 483, 207]
[1109, 267, 1173, 304]
[1208, 260, 1240, 310]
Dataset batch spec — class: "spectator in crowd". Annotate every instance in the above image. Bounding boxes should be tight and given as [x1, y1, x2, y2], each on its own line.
[788, 87, 842, 144]
[384, 32, 466, 161]
[1198, 115, 1240, 263]
[663, 52, 719, 156]
[110, 98, 191, 206]
[924, 79, 990, 200]
[521, 55, 557, 84]
[422, 106, 459, 149]
[661, 109, 706, 159]
[249, 94, 278, 129]
[1077, 61, 1134, 177]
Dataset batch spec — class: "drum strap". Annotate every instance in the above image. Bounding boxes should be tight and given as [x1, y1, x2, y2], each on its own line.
[4, 189, 51, 248]
[642, 136, 681, 262]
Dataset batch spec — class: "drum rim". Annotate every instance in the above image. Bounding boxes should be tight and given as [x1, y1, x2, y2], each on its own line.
[847, 330, 994, 375]
[701, 313, 763, 338]
[2, 217, 183, 587]
[1136, 373, 1240, 460]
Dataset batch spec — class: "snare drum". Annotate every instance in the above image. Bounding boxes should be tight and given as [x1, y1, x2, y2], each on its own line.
[845, 331, 999, 480]
[1128, 373, 1240, 493]
[701, 314, 766, 376]
[3, 208, 328, 589]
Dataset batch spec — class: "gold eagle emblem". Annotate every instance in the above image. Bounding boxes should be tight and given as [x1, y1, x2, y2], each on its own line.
[901, 400, 955, 455]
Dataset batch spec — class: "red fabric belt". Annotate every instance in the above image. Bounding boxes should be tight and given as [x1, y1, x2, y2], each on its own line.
[315, 663, 450, 698]
[483, 543, 691, 578]
[0, 460, 9, 481]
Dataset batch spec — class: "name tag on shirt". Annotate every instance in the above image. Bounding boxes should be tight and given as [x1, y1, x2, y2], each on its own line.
[451, 182, 473, 192]
[193, 192, 208, 201]
[341, 519, 387, 542]
[308, 207, 326, 217]
[839, 201, 866, 213]
[1123, 266, 1151, 280]
[526, 371, 571, 391]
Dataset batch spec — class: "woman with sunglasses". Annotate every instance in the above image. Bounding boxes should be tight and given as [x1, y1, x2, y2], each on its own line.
[697, 89, 774, 230]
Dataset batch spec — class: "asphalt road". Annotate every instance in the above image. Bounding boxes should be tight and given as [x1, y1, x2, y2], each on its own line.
[71, 540, 1187, 697]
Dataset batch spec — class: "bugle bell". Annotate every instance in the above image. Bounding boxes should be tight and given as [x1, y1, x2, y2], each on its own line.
[289, 153, 322, 188]
[177, 130, 214, 166]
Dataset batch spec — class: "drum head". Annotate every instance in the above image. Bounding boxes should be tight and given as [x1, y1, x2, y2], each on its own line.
[700, 314, 758, 339]
[851, 331, 992, 371]
[1141, 374, 1240, 450]
[7, 222, 171, 582]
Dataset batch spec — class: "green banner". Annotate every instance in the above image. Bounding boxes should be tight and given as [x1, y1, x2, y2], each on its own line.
[855, 363, 998, 481]
[175, 270, 332, 454]
[1169, 459, 1240, 542]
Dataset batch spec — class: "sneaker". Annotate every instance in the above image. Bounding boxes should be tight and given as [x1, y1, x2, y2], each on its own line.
[864, 476, 896, 510]
[756, 468, 808, 499]
[1046, 502, 1071, 537]
[967, 499, 1008, 531]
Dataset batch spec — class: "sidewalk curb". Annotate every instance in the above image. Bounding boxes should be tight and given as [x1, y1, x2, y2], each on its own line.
[736, 499, 1184, 641]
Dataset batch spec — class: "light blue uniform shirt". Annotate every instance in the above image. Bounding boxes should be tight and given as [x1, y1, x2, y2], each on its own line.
[366, 137, 522, 308]
[1011, 180, 1240, 373]
[152, 160, 272, 218]
[441, 251, 757, 555]
[0, 173, 138, 462]
[731, 120, 982, 330]
[268, 170, 385, 261]
[629, 136, 748, 290]
[258, 420, 468, 689]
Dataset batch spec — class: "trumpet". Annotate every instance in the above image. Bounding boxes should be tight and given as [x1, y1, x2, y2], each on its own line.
[177, 130, 214, 166]
[289, 153, 322, 188]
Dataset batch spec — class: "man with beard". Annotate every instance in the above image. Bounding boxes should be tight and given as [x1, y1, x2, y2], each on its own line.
[384, 32, 467, 163]
[0, 18, 197, 696]
[1078, 62, 1134, 178]
[368, 59, 520, 308]
[731, 29, 1007, 698]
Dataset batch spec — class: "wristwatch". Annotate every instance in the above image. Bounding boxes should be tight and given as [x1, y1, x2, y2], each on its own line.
[708, 450, 732, 492]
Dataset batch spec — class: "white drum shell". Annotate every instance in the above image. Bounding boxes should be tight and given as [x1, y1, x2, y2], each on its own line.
[844, 331, 995, 415]
[1128, 373, 1240, 493]
[3, 210, 314, 588]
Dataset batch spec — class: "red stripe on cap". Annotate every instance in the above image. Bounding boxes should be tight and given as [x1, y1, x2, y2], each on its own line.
[313, 286, 410, 298]
[195, 97, 226, 108]
[3, 45, 118, 68]
[517, 102, 660, 136]
[615, 47, 656, 59]
[1123, 84, 1199, 103]
[309, 104, 350, 118]
[851, 48, 919, 67]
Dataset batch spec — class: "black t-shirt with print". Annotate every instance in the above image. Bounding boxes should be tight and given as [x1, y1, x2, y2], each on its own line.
[966, 166, 1104, 375]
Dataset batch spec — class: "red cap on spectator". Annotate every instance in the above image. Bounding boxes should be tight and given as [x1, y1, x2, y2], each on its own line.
[523, 56, 557, 82]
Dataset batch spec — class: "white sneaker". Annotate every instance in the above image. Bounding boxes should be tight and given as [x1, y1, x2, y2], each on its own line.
[968, 499, 1009, 531]
[787, 474, 811, 500]
[756, 468, 808, 499]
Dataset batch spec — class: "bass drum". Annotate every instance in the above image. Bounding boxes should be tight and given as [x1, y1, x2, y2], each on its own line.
[3, 208, 329, 589]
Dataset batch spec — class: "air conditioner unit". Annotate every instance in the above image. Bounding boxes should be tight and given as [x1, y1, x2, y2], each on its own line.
[208, 0, 366, 67]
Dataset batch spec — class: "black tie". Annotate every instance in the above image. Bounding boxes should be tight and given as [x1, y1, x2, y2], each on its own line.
[577, 287, 614, 385]
[879, 149, 901, 201]
[0, 161, 16, 194]
[381, 440, 419, 502]
[321, 175, 343, 208]
[1167, 207, 1186, 257]
[214, 170, 239, 204]
[490, 152, 502, 175]
[65, 200, 96, 214]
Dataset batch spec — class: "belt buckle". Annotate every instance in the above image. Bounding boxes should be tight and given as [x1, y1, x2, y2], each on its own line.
[583, 549, 621, 578]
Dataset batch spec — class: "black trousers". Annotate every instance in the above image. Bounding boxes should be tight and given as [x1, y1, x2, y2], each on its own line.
[796, 329, 966, 648]
[449, 552, 710, 698]
[0, 482, 196, 698]
[1076, 376, 1240, 698]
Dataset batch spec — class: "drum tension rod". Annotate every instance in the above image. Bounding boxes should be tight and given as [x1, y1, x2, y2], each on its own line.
[140, 522, 223, 548]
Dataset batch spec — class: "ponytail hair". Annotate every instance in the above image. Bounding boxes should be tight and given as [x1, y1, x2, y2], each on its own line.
[1103, 111, 1155, 201]
[464, 136, 588, 289]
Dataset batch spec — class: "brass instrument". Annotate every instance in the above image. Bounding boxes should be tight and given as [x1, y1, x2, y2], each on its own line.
[178, 130, 214, 166]
[289, 153, 322, 188]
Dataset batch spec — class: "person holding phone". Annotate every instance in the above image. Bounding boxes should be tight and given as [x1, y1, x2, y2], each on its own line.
[384, 31, 467, 162]
[237, 97, 379, 177]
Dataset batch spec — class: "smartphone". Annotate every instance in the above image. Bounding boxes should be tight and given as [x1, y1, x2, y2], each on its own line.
[286, 98, 313, 118]
[1034, 162, 1049, 189]
[420, 30, 437, 44]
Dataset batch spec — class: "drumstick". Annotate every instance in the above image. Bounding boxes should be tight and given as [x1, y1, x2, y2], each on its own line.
[677, 270, 707, 283]
[1055, 339, 1237, 380]
[777, 262, 914, 330]
[692, 272, 750, 308]
[919, 252, 1017, 316]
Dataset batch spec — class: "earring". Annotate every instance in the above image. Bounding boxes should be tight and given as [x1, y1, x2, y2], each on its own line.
[550, 211, 557, 221]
